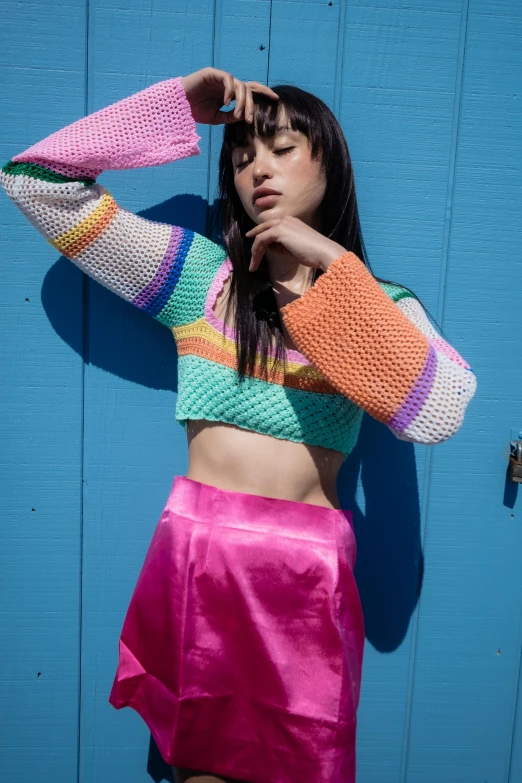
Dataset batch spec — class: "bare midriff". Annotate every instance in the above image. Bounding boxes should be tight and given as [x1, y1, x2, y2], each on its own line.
[185, 419, 345, 510]
[184, 268, 346, 511]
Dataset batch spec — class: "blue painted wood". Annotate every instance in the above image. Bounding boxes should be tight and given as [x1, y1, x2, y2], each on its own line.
[405, 1, 522, 781]
[0, 2, 86, 781]
[79, 3, 216, 781]
[338, 2, 466, 780]
[1, 1, 521, 782]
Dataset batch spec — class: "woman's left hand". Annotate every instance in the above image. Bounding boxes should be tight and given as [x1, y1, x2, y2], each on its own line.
[245, 216, 348, 273]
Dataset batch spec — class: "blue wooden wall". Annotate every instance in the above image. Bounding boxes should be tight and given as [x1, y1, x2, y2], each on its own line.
[1, 1, 521, 781]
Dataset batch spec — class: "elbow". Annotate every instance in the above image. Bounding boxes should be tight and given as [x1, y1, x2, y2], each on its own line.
[389, 368, 478, 446]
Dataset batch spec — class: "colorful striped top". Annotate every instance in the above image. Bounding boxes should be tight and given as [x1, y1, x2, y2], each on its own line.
[0, 76, 477, 456]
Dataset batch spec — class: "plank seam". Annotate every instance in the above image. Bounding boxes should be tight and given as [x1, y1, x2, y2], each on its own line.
[77, 1, 90, 780]
[333, 0, 347, 119]
[206, 0, 222, 238]
[506, 538, 522, 771]
[398, 1, 470, 780]
[267, 0, 274, 84]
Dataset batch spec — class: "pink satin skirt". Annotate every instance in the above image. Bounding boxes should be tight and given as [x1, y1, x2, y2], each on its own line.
[109, 475, 365, 783]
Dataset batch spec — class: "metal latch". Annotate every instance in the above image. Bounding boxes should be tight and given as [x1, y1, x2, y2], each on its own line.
[509, 440, 522, 483]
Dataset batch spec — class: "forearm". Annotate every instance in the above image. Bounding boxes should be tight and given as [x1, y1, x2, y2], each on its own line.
[9, 76, 201, 179]
[0, 77, 226, 330]
[280, 251, 477, 444]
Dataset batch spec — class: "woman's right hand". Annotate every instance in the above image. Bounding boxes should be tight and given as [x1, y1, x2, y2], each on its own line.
[180, 67, 280, 126]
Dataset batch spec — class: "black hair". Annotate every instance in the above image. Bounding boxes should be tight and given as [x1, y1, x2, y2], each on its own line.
[209, 83, 439, 382]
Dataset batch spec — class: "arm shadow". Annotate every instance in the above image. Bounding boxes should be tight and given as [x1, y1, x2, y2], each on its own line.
[338, 412, 425, 653]
[41, 193, 217, 391]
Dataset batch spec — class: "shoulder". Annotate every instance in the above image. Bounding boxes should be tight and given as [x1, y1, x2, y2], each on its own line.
[376, 280, 418, 305]
[158, 229, 228, 328]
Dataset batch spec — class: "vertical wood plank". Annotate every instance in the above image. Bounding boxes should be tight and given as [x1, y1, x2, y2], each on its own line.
[0, 1, 86, 780]
[338, 2, 465, 779]
[405, 1, 522, 781]
[79, 2, 216, 781]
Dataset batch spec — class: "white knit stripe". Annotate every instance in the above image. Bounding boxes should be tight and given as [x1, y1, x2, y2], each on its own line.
[396, 295, 472, 367]
[390, 295, 477, 443]
[395, 296, 442, 342]
[388, 347, 477, 444]
[72, 207, 172, 302]
[0, 171, 105, 239]
[1, 169, 173, 303]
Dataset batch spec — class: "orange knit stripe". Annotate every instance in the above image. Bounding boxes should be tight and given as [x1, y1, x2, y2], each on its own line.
[50, 192, 118, 257]
[176, 337, 338, 394]
[280, 252, 431, 422]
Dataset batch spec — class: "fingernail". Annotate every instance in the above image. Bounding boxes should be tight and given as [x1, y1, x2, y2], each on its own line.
[247, 114, 253, 123]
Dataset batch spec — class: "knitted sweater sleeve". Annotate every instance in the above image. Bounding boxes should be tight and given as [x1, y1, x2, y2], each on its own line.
[0, 76, 226, 329]
[280, 251, 477, 445]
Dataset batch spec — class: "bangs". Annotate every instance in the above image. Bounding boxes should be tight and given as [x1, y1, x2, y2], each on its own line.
[223, 89, 324, 162]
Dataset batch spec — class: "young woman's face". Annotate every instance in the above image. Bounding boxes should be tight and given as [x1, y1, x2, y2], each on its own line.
[232, 110, 327, 229]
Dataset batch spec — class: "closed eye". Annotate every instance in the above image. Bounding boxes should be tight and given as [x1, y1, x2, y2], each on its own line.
[235, 147, 295, 170]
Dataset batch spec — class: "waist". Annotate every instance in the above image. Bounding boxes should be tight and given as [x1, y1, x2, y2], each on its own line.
[185, 419, 345, 510]
[169, 475, 353, 539]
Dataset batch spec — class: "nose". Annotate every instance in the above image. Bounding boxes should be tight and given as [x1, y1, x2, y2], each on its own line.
[252, 149, 274, 181]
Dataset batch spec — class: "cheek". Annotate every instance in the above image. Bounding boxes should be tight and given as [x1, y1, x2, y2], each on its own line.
[288, 158, 325, 201]
[234, 173, 256, 217]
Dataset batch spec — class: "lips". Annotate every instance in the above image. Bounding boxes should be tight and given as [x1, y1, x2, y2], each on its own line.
[253, 187, 282, 205]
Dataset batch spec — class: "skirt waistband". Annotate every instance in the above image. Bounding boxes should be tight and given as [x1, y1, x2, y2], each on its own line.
[168, 475, 353, 541]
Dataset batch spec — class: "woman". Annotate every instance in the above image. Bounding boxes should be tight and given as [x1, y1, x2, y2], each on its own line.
[1, 67, 477, 783]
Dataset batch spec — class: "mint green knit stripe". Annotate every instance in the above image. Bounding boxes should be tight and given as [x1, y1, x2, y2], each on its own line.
[174, 354, 364, 457]
[378, 280, 416, 303]
[155, 233, 227, 328]
[2, 160, 96, 186]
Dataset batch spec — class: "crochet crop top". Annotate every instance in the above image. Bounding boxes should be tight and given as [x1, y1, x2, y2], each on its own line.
[0, 76, 477, 457]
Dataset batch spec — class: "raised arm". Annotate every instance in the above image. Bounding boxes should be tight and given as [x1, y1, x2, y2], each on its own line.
[0, 76, 227, 328]
[280, 251, 477, 445]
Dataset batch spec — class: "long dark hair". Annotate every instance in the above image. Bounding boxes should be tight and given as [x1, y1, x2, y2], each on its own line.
[209, 84, 439, 383]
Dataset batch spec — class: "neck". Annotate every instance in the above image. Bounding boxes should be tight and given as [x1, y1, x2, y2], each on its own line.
[265, 210, 322, 296]
[265, 250, 315, 296]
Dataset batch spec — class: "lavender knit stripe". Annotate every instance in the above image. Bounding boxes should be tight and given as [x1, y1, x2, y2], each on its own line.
[132, 225, 184, 308]
[388, 344, 437, 431]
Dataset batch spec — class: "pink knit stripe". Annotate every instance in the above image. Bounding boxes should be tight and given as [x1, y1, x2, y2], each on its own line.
[205, 258, 313, 366]
[11, 76, 201, 177]
[430, 337, 471, 369]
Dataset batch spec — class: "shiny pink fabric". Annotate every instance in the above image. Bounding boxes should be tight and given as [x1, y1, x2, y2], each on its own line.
[109, 475, 365, 783]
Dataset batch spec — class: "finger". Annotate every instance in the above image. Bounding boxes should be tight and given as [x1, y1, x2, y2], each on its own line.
[246, 81, 280, 101]
[223, 72, 235, 106]
[244, 85, 255, 124]
[245, 219, 280, 237]
[250, 230, 277, 270]
[233, 79, 247, 119]
[214, 109, 242, 125]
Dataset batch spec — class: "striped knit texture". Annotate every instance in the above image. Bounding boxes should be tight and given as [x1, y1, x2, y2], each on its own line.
[0, 75, 477, 454]
[280, 252, 477, 444]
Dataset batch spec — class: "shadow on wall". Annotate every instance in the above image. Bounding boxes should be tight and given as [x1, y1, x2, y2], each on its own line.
[41, 193, 220, 392]
[40, 193, 424, 783]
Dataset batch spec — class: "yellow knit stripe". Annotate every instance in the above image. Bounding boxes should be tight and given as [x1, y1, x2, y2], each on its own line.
[173, 318, 326, 376]
[50, 191, 118, 257]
